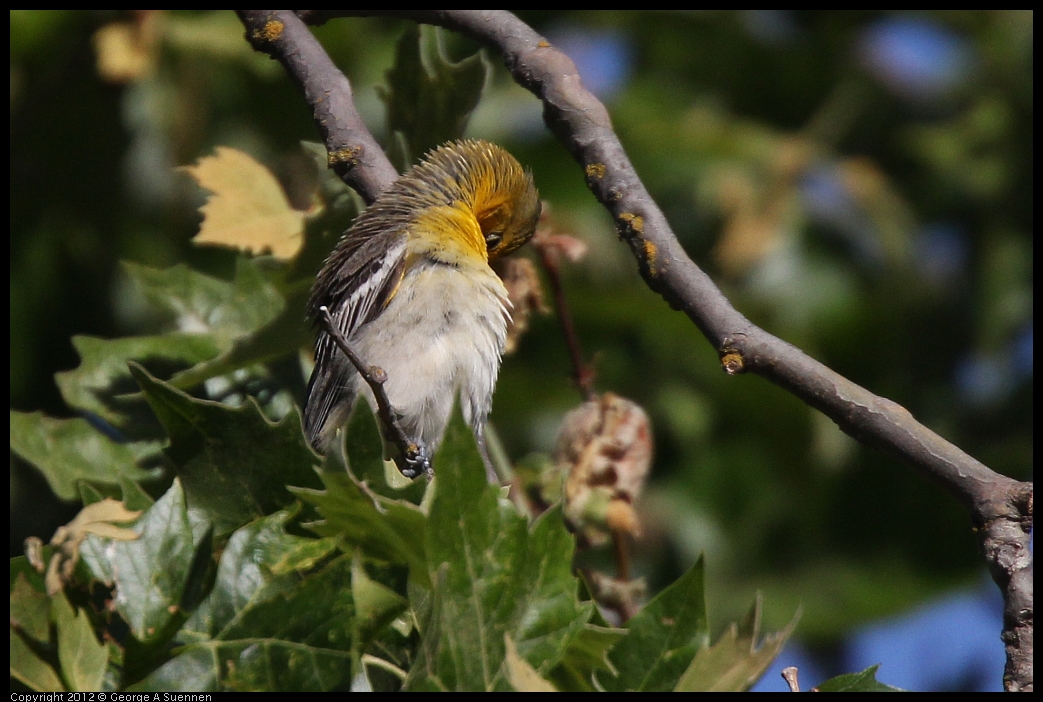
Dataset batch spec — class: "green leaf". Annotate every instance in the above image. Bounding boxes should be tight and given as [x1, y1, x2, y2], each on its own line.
[674, 593, 800, 691]
[351, 552, 408, 650]
[340, 401, 388, 485]
[10, 573, 51, 644]
[144, 540, 358, 692]
[167, 278, 312, 390]
[130, 364, 321, 536]
[131, 256, 306, 391]
[380, 24, 489, 170]
[53, 592, 108, 692]
[129, 639, 353, 692]
[10, 627, 65, 691]
[118, 475, 156, 511]
[9, 555, 45, 591]
[294, 466, 429, 587]
[78, 481, 109, 505]
[217, 554, 355, 650]
[547, 623, 627, 692]
[78, 480, 210, 644]
[54, 334, 222, 432]
[54, 258, 290, 434]
[404, 412, 592, 691]
[9, 411, 161, 501]
[602, 556, 710, 691]
[182, 509, 338, 641]
[125, 258, 284, 342]
[814, 664, 905, 692]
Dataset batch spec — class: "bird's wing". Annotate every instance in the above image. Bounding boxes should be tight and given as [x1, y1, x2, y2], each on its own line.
[304, 225, 408, 448]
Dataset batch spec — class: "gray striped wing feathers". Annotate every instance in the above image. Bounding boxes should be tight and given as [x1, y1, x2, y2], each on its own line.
[304, 231, 408, 448]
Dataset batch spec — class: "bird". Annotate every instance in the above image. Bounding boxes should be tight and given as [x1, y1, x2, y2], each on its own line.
[304, 139, 541, 479]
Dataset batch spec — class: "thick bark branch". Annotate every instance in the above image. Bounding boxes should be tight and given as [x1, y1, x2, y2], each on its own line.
[237, 10, 397, 203]
[242, 10, 1033, 691]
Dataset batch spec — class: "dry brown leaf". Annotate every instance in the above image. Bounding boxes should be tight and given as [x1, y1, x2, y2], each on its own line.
[183, 147, 306, 260]
[43, 499, 142, 596]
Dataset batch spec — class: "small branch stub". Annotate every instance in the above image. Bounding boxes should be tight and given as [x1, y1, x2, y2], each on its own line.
[781, 666, 801, 692]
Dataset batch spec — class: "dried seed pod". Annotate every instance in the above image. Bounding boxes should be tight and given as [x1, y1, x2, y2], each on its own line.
[554, 392, 653, 545]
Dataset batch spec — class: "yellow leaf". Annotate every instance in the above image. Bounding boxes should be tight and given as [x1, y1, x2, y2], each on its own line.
[65, 498, 143, 538]
[504, 635, 557, 692]
[93, 19, 156, 83]
[184, 147, 306, 260]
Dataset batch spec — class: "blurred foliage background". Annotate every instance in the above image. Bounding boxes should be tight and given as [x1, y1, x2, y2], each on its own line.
[10, 10, 1032, 690]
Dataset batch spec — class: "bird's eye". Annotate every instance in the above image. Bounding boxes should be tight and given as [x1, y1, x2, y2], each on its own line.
[485, 231, 504, 250]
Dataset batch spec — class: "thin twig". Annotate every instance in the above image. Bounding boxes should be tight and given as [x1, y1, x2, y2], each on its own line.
[781, 666, 801, 693]
[611, 531, 631, 583]
[316, 306, 431, 479]
[532, 234, 596, 401]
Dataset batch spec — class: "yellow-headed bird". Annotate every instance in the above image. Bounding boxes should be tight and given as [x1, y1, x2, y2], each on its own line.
[304, 140, 541, 476]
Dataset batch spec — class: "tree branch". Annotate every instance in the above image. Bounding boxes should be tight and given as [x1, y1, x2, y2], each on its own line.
[237, 10, 398, 203]
[245, 11, 1031, 690]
